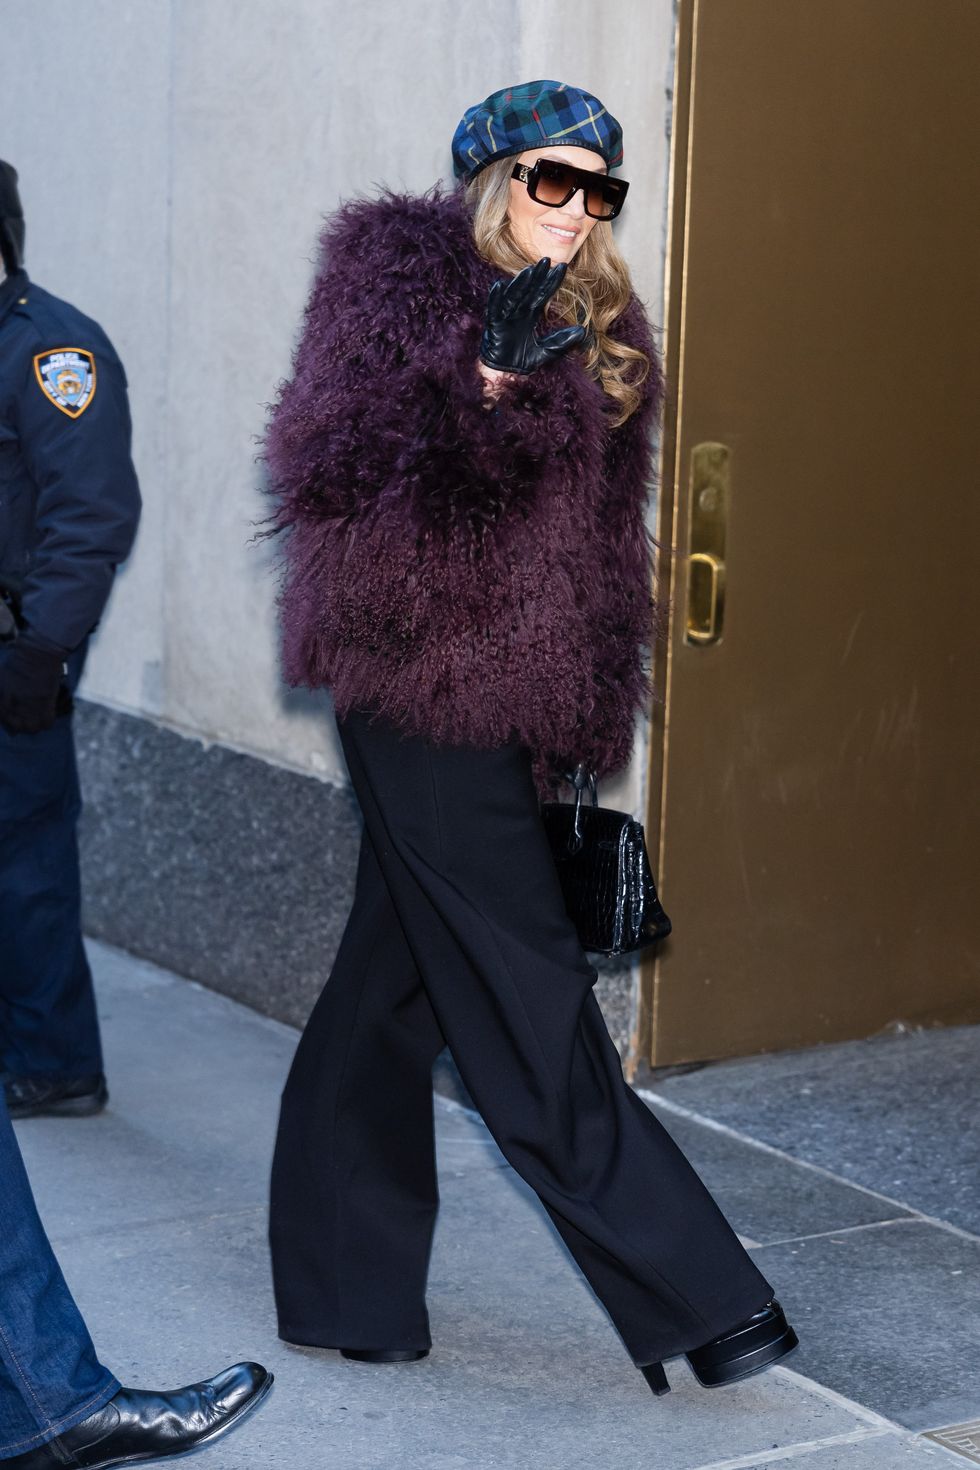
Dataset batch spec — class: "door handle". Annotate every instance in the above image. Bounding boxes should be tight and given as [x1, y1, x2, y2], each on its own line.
[685, 442, 730, 646]
[686, 551, 725, 644]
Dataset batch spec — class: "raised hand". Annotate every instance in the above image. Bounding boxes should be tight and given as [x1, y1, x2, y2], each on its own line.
[479, 257, 587, 375]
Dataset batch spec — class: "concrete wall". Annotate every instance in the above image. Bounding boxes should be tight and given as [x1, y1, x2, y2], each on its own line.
[2, 0, 678, 1054]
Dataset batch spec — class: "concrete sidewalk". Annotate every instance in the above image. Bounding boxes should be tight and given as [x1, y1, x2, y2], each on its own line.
[13, 942, 978, 1469]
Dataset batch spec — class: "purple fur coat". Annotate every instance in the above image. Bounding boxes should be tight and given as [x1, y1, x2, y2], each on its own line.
[263, 181, 665, 802]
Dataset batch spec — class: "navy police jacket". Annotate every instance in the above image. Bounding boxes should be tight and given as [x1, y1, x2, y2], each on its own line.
[0, 267, 141, 652]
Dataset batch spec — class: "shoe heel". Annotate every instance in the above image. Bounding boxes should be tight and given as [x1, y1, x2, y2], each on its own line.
[686, 1300, 799, 1388]
[640, 1361, 671, 1396]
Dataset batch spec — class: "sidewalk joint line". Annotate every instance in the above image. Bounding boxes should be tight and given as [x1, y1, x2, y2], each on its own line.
[755, 1216, 918, 1250]
[770, 1364, 905, 1432]
[638, 1088, 980, 1246]
[686, 1425, 890, 1470]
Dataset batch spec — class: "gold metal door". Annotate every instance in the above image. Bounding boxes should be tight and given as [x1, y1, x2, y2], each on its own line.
[641, 0, 980, 1065]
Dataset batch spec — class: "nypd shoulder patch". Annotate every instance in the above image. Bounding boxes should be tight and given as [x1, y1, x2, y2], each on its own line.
[33, 347, 97, 419]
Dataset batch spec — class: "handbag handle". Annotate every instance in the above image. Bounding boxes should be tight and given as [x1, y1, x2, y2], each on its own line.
[559, 761, 599, 853]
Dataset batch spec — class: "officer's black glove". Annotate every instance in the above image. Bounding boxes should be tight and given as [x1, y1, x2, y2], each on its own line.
[480, 256, 587, 375]
[0, 634, 68, 734]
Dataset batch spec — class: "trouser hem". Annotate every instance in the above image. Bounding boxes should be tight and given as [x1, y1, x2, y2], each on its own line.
[279, 1324, 432, 1354]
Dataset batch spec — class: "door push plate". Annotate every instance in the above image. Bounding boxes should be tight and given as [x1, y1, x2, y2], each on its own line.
[685, 442, 730, 645]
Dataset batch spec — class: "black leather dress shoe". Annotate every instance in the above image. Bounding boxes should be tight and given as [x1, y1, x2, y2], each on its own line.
[640, 1299, 798, 1396]
[3, 1361, 272, 1468]
[4, 1073, 109, 1119]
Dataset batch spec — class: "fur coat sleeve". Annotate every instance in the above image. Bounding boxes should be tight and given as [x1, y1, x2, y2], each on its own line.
[263, 183, 666, 802]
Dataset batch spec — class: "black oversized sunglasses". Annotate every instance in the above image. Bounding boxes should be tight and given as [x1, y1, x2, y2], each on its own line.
[511, 158, 630, 220]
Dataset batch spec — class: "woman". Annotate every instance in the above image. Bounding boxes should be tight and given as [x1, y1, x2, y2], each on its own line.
[263, 80, 797, 1396]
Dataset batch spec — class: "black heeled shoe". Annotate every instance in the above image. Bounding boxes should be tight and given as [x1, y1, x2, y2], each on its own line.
[341, 1347, 429, 1363]
[640, 1361, 672, 1396]
[641, 1299, 798, 1396]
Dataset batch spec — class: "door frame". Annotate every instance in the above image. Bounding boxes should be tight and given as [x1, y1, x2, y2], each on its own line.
[638, 0, 704, 1070]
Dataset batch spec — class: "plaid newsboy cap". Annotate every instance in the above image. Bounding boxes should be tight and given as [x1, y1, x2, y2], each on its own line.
[452, 79, 624, 184]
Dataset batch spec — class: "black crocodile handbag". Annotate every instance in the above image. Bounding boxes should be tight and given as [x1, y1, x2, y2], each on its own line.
[539, 763, 672, 956]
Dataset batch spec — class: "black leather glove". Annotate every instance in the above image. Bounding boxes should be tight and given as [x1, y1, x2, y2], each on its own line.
[0, 634, 69, 734]
[480, 256, 587, 374]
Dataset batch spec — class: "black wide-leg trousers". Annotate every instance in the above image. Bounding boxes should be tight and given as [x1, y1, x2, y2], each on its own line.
[269, 707, 773, 1366]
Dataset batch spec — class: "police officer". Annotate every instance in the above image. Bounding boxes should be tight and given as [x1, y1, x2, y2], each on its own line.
[0, 160, 141, 1119]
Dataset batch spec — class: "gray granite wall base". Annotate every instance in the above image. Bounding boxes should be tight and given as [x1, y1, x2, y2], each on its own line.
[75, 701, 637, 1059]
[76, 701, 361, 1031]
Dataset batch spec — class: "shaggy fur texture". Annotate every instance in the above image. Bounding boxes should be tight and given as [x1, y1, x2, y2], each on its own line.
[263, 180, 666, 801]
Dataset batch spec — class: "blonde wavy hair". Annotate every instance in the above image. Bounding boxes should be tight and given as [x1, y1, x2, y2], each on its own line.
[461, 156, 651, 428]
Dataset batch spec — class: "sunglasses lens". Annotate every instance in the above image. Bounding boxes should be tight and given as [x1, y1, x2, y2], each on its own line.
[532, 161, 575, 207]
[585, 182, 618, 219]
[588, 177, 628, 219]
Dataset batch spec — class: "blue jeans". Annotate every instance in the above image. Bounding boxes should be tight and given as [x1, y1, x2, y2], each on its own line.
[0, 642, 103, 1079]
[0, 1091, 119, 1457]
